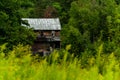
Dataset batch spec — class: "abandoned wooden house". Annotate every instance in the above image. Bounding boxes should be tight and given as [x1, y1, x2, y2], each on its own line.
[22, 18, 61, 56]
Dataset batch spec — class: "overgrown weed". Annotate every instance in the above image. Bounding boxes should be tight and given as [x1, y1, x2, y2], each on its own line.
[0, 44, 120, 80]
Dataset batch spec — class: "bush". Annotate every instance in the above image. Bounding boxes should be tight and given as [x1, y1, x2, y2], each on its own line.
[0, 44, 120, 80]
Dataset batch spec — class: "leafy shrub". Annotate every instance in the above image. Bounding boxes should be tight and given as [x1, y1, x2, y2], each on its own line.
[0, 44, 120, 80]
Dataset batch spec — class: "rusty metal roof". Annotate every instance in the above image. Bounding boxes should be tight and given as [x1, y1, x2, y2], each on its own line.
[22, 18, 61, 30]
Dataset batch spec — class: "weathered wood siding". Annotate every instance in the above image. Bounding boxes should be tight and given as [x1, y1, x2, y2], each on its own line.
[32, 30, 60, 53]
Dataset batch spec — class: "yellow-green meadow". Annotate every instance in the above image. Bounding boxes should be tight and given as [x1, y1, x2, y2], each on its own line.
[0, 44, 120, 80]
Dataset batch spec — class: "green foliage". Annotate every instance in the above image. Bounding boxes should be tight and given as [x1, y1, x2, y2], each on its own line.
[61, 0, 120, 56]
[0, 0, 36, 50]
[33, 0, 73, 24]
[0, 44, 120, 80]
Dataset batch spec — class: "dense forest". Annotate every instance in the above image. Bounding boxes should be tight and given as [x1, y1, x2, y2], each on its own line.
[1, 0, 120, 56]
[1, 0, 120, 80]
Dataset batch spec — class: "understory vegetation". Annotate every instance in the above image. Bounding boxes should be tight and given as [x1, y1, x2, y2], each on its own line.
[0, 44, 120, 80]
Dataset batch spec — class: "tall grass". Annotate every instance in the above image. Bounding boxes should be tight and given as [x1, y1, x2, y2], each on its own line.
[0, 44, 120, 80]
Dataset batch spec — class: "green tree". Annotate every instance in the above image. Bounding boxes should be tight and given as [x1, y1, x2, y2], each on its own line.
[34, 0, 74, 24]
[0, 0, 35, 50]
[62, 0, 120, 55]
